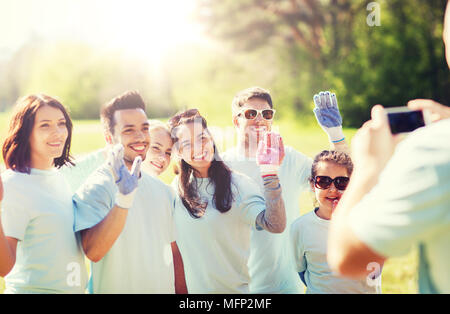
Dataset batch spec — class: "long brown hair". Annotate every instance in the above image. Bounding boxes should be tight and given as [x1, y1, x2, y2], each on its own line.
[2, 94, 74, 173]
[169, 109, 234, 218]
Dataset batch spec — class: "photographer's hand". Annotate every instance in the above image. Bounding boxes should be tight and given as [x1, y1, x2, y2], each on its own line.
[407, 99, 450, 122]
[351, 105, 400, 181]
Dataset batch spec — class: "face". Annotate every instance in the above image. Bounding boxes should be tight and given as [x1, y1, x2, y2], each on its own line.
[234, 97, 273, 148]
[175, 121, 215, 176]
[29, 105, 69, 169]
[311, 161, 349, 214]
[110, 109, 150, 168]
[145, 128, 173, 176]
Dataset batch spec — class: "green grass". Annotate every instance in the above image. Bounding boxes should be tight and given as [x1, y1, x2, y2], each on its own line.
[0, 113, 418, 294]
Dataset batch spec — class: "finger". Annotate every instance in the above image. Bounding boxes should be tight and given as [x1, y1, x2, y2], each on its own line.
[331, 93, 339, 109]
[325, 91, 332, 108]
[266, 132, 273, 149]
[407, 99, 439, 111]
[278, 136, 285, 163]
[319, 92, 327, 109]
[130, 156, 142, 177]
[370, 105, 388, 129]
[313, 94, 321, 108]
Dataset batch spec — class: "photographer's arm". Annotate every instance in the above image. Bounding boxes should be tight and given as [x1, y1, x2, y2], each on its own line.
[328, 106, 391, 279]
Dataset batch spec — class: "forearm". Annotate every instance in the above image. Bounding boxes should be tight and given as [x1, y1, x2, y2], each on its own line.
[256, 175, 286, 233]
[81, 206, 128, 263]
[328, 170, 385, 277]
[0, 217, 16, 277]
[171, 241, 187, 294]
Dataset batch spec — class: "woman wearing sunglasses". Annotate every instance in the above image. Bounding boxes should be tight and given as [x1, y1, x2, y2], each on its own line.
[289, 150, 381, 294]
[169, 109, 286, 294]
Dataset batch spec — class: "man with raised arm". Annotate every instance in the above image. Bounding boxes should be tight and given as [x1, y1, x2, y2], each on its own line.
[73, 91, 186, 293]
[222, 87, 349, 293]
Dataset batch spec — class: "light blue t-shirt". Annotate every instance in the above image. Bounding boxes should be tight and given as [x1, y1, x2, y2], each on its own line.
[1, 168, 88, 294]
[291, 210, 380, 294]
[172, 172, 265, 294]
[73, 165, 176, 294]
[62, 148, 106, 194]
[349, 119, 450, 294]
[222, 146, 311, 293]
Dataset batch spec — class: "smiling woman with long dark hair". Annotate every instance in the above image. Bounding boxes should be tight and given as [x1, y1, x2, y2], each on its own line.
[169, 109, 287, 294]
[0, 94, 87, 293]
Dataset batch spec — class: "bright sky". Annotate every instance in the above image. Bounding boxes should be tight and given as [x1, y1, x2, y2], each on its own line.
[0, 0, 205, 62]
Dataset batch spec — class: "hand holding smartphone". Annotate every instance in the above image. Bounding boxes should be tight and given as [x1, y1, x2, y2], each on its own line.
[386, 106, 431, 134]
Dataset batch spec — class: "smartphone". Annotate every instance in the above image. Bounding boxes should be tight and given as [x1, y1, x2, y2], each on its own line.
[385, 107, 431, 134]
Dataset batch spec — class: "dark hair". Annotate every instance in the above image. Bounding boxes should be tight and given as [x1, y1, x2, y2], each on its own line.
[231, 86, 273, 117]
[100, 90, 146, 135]
[169, 109, 234, 218]
[2, 94, 74, 173]
[309, 150, 354, 184]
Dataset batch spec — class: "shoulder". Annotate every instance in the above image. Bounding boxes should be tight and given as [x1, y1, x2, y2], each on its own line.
[231, 171, 258, 188]
[397, 120, 450, 161]
[284, 146, 311, 161]
[75, 165, 114, 196]
[221, 147, 238, 159]
[1, 170, 34, 194]
[141, 173, 176, 198]
[291, 211, 315, 230]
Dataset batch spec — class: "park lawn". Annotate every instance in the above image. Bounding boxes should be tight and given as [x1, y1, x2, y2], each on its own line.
[0, 115, 418, 294]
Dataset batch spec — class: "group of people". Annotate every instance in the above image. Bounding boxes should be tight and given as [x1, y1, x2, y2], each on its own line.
[0, 1, 449, 295]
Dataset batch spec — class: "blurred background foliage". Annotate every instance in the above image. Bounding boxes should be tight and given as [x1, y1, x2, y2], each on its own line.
[0, 0, 448, 127]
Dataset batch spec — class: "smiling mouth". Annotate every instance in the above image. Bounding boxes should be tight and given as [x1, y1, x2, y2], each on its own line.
[150, 161, 163, 169]
[192, 151, 208, 161]
[129, 143, 147, 154]
[47, 142, 63, 148]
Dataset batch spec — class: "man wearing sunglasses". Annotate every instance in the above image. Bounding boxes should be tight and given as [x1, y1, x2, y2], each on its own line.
[222, 86, 349, 294]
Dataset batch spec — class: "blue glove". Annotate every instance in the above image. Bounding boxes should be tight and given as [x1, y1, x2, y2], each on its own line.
[313, 91, 345, 143]
[107, 144, 142, 209]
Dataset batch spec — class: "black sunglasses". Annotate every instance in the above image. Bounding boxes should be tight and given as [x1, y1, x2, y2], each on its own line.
[314, 176, 350, 191]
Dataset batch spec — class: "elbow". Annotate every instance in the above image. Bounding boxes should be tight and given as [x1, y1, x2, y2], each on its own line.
[83, 244, 104, 263]
[268, 220, 286, 234]
[81, 234, 104, 263]
[0, 261, 15, 277]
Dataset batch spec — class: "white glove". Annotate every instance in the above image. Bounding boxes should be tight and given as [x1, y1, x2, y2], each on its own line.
[313, 91, 345, 143]
[107, 144, 142, 209]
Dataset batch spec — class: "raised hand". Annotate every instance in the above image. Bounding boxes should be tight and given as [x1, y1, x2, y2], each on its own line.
[107, 144, 142, 209]
[256, 132, 285, 176]
[313, 91, 345, 143]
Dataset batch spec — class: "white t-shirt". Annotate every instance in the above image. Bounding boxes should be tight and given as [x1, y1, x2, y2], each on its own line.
[73, 165, 176, 294]
[172, 172, 265, 294]
[291, 210, 380, 294]
[222, 146, 311, 293]
[348, 119, 450, 294]
[1, 168, 88, 294]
